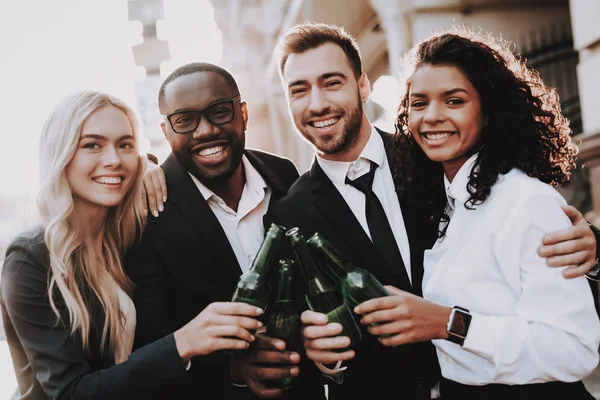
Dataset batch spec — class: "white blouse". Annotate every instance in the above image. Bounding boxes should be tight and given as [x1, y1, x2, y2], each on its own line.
[423, 154, 600, 385]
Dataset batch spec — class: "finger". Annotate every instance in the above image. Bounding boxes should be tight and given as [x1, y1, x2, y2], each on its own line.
[367, 320, 408, 337]
[561, 205, 583, 224]
[246, 379, 286, 399]
[545, 251, 590, 268]
[214, 315, 265, 330]
[541, 224, 589, 246]
[210, 325, 256, 342]
[354, 295, 401, 315]
[383, 285, 403, 295]
[143, 177, 159, 217]
[301, 310, 328, 325]
[378, 333, 411, 347]
[305, 348, 355, 364]
[360, 308, 400, 326]
[539, 234, 594, 257]
[302, 322, 343, 340]
[157, 167, 168, 202]
[151, 172, 165, 212]
[245, 348, 300, 365]
[244, 364, 300, 381]
[563, 261, 595, 279]
[211, 302, 264, 317]
[252, 334, 286, 351]
[305, 335, 351, 351]
[141, 186, 149, 212]
[210, 337, 252, 352]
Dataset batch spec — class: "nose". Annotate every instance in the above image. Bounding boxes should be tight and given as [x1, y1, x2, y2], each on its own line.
[423, 101, 445, 124]
[192, 115, 219, 139]
[101, 145, 122, 168]
[308, 88, 329, 115]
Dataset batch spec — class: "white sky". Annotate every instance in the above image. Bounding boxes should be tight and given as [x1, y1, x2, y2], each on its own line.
[0, 0, 221, 198]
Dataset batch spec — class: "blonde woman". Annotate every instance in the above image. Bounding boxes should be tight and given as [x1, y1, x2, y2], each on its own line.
[0, 90, 263, 400]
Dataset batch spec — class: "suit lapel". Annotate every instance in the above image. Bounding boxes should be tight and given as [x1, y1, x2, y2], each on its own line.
[378, 128, 424, 294]
[162, 155, 242, 280]
[244, 150, 289, 205]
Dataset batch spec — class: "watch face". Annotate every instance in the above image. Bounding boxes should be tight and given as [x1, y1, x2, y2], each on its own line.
[450, 309, 472, 337]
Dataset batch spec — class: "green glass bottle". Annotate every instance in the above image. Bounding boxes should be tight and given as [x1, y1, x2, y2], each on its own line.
[307, 232, 389, 309]
[229, 223, 285, 357]
[263, 259, 302, 389]
[286, 227, 362, 350]
[307, 232, 392, 338]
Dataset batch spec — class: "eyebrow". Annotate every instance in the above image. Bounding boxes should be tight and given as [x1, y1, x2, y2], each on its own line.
[288, 71, 348, 88]
[410, 88, 469, 98]
[80, 134, 135, 141]
[170, 97, 237, 114]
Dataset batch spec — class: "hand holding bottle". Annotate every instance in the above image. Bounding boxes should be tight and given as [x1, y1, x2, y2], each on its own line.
[232, 333, 300, 398]
[173, 302, 264, 363]
[354, 285, 452, 347]
[300, 310, 356, 365]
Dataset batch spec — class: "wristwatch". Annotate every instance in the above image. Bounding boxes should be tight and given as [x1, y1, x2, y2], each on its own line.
[446, 306, 472, 346]
[586, 223, 600, 281]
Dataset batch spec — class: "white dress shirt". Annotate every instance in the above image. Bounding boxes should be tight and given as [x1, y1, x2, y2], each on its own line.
[189, 155, 272, 273]
[423, 154, 600, 385]
[317, 126, 412, 282]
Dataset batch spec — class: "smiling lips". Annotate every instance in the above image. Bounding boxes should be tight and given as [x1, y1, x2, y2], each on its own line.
[309, 117, 340, 129]
[422, 131, 455, 140]
[93, 176, 123, 185]
[197, 145, 226, 158]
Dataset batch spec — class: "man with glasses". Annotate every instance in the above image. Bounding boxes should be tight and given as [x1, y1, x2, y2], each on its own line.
[124, 62, 326, 400]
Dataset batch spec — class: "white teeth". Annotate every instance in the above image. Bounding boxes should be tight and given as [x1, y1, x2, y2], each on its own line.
[312, 118, 338, 128]
[425, 132, 453, 140]
[93, 176, 122, 184]
[197, 145, 225, 157]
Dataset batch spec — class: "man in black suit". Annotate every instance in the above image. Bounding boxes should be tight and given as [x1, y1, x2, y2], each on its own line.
[260, 23, 599, 400]
[125, 63, 325, 400]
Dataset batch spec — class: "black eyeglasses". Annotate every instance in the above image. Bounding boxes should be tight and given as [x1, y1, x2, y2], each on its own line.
[163, 95, 241, 134]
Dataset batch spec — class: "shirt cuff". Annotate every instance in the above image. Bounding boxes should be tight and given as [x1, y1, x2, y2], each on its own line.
[461, 311, 497, 360]
[315, 361, 346, 384]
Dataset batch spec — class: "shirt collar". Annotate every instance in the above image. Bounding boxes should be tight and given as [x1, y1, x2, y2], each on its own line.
[188, 155, 267, 201]
[444, 153, 479, 208]
[316, 125, 385, 185]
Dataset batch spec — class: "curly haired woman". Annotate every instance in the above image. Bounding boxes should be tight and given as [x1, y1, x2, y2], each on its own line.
[355, 27, 600, 399]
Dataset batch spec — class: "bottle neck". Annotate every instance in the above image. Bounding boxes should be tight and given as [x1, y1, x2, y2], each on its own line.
[250, 227, 283, 275]
[275, 267, 294, 303]
[308, 235, 353, 275]
[289, 233, 322, 280]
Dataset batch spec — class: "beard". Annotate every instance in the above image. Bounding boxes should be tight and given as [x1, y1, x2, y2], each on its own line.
[297, 93, 363, 156]
[187, 132, 246, 185]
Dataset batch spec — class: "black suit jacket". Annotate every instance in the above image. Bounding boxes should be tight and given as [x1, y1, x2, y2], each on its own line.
[1, 226, 188, 400]
[267, 129, 441, 400]
[125, 149, 326, 400]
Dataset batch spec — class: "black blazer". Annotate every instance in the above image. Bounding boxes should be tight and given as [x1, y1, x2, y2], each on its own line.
[125, 149, 326, 400]
[0, 226, 188, 400]
[267, 129, 441, 400]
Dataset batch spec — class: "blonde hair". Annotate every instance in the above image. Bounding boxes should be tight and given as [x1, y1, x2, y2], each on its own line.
[37, 90, 146, 357]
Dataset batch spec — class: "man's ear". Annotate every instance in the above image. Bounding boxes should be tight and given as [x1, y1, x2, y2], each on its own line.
[160, 122, 167, 139]
[358, 72, 371, 103]
[241, 102, 249, 131]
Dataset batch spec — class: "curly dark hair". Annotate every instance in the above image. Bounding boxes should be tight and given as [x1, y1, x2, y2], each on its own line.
[390, 26, 577, 237]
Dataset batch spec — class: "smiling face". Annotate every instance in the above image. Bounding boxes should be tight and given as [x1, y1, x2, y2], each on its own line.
[66, 105, 139, 215]
[408, 64, 486, 180]
[161, 71, 247, 185]
[282, 42, 371, 162]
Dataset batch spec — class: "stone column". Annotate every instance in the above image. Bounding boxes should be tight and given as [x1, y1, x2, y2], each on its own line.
[570, 0, 600, 224]
[128, 0, 171, 162]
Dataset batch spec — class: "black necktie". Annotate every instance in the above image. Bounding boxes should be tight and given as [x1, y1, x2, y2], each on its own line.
[346, 162, 407, 278]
